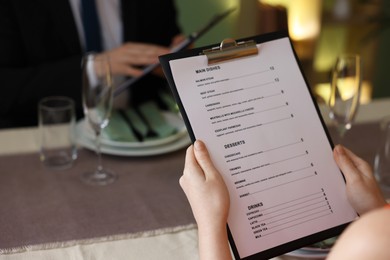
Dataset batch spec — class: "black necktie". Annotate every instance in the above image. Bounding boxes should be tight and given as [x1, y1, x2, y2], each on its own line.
[81, 0, 103, 52]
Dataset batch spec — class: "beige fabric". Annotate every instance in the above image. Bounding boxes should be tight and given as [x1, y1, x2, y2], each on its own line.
[0, 227, 199, 260]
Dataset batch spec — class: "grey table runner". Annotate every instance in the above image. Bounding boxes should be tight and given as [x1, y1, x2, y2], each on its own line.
[0, 147, 194, 251]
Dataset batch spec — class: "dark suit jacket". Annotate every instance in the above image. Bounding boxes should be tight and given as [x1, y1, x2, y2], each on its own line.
[0, 0, 181, 128]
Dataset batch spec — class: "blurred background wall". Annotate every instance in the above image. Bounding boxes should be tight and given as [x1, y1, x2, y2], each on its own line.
[174, 0, 390, 102]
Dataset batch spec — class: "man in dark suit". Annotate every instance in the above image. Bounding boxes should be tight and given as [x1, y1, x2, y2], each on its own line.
[0, 0, 183, 128]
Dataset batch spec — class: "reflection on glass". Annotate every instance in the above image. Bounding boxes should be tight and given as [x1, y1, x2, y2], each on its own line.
[328, 54, 361, 141]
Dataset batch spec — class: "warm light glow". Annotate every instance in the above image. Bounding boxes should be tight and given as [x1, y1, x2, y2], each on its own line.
[258, 0, 322, 41]
[335, 77, 360, 100]
[288, 0, 322, 41]
[314, 81, 372, 105]
[225, 0, 239, 10]
[258, 0, 289, 6]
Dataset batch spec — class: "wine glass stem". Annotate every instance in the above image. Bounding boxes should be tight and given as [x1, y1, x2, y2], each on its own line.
[95, 130, 104, 173]
[338, 125, 347, 143]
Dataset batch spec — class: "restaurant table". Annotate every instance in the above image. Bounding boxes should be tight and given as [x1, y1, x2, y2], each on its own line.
[0, 98, 389, 260]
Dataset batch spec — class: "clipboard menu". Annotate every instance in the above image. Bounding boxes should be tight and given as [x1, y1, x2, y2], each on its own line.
[159, 31, 357, 259]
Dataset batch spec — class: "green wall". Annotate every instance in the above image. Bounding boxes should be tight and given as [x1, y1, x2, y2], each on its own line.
[372, 1, 390, 98]
[174, 0, 257, 47]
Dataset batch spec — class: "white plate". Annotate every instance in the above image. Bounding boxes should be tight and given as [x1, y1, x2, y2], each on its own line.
[285, 248, 328, 259]
[76, 131, 191, 157]
[77, 112, 187, 148]
[301, 246, 331, 253]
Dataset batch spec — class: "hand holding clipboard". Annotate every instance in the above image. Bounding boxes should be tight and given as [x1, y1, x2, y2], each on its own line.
[159, 31, 358, 259]
[114, 7, 237, 97]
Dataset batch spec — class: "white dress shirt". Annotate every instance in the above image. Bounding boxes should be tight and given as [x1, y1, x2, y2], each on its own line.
[68, 0, 123, 52]
[69, 0, 128, 107]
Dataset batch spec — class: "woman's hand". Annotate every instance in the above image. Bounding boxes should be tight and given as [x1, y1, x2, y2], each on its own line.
[180, 140, 230, 230]
[180, 140, 232, 260]
[333, 145, 387, 215]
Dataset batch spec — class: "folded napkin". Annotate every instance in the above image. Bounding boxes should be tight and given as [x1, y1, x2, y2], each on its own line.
[103, 110, 138, 142]
[123, 109, 149, 140]
[159, 90, 179, 113]
[137, 101, 177, 138]
[102, 101, 178, 142]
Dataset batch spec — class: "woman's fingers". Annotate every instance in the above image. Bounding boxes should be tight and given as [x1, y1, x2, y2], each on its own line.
[193, 140, 220, 180]
[334, 145, 374, 182]
[183, 145, 196, 172]
[182, 144, 206, 184]
[334, 145, 361, 184]
[341, 146, 373, 178]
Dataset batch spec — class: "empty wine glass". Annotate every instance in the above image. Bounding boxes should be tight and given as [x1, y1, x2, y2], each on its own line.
[82, 54, 117, 185]
[328, 54, 362, 142]
[374, 116, 390, 190]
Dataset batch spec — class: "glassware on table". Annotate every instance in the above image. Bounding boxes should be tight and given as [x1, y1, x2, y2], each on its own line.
[328, 54, 362, 142]
[39, 96, 77, 170]
[374, 116, 390, 189]
[81, 54, 117, 185]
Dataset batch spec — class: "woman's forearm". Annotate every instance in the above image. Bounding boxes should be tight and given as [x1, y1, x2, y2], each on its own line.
[198, 224, 232, 260]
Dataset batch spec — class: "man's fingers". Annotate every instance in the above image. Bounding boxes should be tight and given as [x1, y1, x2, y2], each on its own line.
[125, 42, 169, 57]
[106, 43, 169, 75]
[123, 66, 143, 77]
[170, 34, 186, 47]
[124, 54, 159, 66]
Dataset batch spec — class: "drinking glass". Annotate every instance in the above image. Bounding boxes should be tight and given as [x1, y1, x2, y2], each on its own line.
[82, 54, 116, 185]
[328, 54, 362, 141]
[374, 116, 390, 189]
[39, 96, 77, 170]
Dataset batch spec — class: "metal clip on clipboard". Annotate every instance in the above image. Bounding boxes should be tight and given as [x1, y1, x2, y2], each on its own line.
[202, 38, 258, 65]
